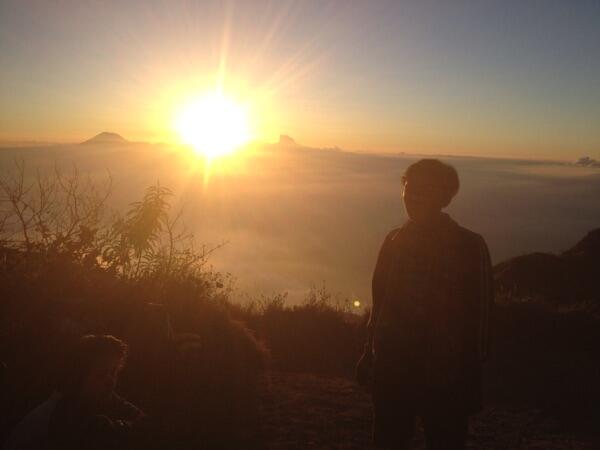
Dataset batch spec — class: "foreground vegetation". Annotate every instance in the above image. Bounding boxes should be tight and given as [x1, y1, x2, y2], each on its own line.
[0, 163, 267, 447]
[1, 162, 598, 448]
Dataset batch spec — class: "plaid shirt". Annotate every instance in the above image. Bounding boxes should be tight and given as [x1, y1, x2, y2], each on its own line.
[367, 214, 493, 407]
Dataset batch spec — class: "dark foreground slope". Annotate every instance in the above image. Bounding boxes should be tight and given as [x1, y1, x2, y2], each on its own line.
[1, 161, 599, 448]
[494, 228, 600, 306]
[259, 372, 597, 449]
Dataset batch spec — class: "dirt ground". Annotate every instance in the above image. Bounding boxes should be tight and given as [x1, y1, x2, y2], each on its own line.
[259, 372, 597, 450]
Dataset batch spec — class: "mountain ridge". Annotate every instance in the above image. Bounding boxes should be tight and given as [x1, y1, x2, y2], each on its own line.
[494, 228, 600, 304]
[81, 132, 128, 145]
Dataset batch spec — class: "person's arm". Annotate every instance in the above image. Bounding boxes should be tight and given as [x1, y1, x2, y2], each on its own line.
[356, 229, 399, 386]
[475, 234, 494, 362]
[365, 229, 397, 353]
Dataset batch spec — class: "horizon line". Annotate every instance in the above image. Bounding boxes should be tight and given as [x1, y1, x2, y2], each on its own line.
[0, 134, 588, 165]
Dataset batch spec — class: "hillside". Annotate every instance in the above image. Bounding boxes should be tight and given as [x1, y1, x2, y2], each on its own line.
[259, 372, 596, 449]
[1, 161, 599, 448]
[494, 228, 600, 304]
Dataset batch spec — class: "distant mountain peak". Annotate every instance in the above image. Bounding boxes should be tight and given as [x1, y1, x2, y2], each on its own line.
[279, 135, 296, 146]
[82, 132, 128, 144]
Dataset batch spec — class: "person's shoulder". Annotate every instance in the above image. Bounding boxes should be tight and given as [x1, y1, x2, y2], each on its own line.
[455, 224, 482, 241]
[451, 222, 490, 254]
[384, 222, 411, 242]
[5, 393, 61, 450]
[108, 393, 144, 421]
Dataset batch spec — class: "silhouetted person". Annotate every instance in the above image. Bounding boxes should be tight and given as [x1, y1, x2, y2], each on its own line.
[356, 159, 493, 450]
[5, 335, 145, 450]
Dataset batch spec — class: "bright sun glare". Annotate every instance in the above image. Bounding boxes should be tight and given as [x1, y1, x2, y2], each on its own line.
[175, 92, 250, 159]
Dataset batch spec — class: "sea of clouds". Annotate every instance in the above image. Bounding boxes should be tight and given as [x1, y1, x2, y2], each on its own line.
[2, 140, 599, 305]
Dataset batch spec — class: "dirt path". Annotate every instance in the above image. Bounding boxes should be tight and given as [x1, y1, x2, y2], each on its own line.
[259, 372, 596, 450]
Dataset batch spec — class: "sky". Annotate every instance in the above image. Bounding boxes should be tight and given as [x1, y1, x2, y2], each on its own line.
[1, 0, 599, 160]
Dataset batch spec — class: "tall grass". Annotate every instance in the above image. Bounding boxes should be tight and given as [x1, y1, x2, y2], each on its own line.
[232, 285, 368, 375]
[1, 161, 599, 445]
[0, 162, 267, 447]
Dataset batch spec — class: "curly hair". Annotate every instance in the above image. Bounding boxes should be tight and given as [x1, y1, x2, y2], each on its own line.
[402, 159, 460, 207]
[59, 334, 128, 395]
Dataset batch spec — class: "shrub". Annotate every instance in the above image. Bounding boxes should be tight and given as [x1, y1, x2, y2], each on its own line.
[234, 285, 368, 375]
[0, 161, 267, 447]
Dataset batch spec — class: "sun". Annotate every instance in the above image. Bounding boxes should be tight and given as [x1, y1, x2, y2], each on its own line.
[174, 92, 250, 159]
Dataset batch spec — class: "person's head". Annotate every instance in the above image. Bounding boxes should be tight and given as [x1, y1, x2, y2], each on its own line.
[61, 335, 128, 404]
[402, 159, 459, 223]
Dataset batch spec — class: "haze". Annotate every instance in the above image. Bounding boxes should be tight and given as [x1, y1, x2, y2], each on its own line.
[1, 0, 600, 160]
[2, 138, 599, 304]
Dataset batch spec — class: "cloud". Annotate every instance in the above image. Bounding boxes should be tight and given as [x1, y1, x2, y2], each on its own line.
[3, 142, 600, 304]
[574, 156, 600, 168]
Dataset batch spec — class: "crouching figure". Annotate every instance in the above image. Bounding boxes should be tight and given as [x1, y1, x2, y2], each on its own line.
[6, 335, 145, 450]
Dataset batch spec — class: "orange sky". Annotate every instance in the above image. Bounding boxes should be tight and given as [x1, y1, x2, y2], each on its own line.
[1, 1, 599, 161]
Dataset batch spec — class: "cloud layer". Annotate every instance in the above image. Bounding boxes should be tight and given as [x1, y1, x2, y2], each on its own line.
[2, 142, 600, 304]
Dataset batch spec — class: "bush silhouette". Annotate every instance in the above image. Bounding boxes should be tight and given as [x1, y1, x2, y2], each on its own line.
[0, 162, 267, 447]
[2, 161, 599, 446]
[233, 285, 367, 375]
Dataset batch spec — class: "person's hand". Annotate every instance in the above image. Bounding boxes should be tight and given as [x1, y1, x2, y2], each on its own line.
[355, 349, 373, 387]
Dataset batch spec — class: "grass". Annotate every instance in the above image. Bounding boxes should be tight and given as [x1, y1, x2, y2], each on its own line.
[1, 165, 599, 448]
